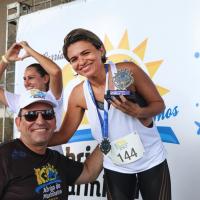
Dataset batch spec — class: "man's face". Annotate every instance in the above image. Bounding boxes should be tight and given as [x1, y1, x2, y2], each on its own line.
[16, 102, 56, 147]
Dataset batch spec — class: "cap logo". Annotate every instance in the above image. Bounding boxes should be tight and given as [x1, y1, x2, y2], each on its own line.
[29, 89, 46, 99]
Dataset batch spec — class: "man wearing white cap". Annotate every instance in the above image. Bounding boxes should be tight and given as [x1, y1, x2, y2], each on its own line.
[0, 89, 103, 200]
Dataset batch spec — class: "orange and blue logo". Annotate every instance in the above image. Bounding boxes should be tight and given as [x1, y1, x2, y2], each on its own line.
[34, 163, 61, 193]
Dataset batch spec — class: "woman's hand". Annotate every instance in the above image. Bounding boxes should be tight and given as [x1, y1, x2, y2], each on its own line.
[4, 41, 32, 62]
[5, 43, 23, 62]
[109, 95, 142, 118]
[109, 95, 153, 127]
[18, 41, 32, 60]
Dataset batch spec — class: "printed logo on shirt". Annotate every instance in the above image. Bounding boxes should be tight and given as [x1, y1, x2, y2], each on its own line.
[29, 89, 46, 99]
[11, 149, 27, 159]
[34, 163, 62, 199]
[114, 140, 127, 151]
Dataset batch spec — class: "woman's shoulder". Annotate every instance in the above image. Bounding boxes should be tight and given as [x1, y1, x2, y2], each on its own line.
[72, 81, 84, 92]
[70, 81, 85, 99]
[70, 81, 86, 108]
[115, 61, 137, 69]
[114, 62, 140, 75]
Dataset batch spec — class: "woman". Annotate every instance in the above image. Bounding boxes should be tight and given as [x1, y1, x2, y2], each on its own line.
[0, 41, 63, 153]
[50, 28, 171, 200]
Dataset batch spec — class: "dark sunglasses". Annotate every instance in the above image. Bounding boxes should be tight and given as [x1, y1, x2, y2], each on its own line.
[19, 109, 55, 122]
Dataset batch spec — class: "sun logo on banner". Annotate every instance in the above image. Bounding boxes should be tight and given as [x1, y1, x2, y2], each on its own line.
[62, 30, 178, 143]
[104, 30, 169, 96]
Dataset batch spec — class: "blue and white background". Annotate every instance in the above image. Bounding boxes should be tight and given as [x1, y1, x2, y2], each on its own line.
[15, 0, 200, 199]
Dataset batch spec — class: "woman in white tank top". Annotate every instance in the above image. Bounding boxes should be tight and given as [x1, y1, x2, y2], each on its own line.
[50, 28, 171, 200]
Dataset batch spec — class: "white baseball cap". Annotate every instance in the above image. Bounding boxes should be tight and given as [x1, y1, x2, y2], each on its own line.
[17, 89, 57, 114]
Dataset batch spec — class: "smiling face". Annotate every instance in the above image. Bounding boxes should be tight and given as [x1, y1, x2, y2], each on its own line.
[67, 40, 104, 78]
[23, 67, 49, 91]
[15, 102, 56, 151]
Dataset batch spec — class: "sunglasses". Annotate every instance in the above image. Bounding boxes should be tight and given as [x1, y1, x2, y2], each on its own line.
[19, 109, 55, 122]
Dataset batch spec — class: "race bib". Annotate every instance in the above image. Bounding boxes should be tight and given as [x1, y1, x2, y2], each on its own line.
[108, 132, 145, 165]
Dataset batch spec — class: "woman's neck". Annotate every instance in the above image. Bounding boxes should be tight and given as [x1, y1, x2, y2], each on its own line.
[88, 64, 107, 88]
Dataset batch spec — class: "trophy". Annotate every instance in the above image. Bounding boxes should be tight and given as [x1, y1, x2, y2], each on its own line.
[105, 68, 147, 107]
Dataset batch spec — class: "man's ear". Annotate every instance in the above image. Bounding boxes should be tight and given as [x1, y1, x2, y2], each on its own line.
[15, 117, 21, 131]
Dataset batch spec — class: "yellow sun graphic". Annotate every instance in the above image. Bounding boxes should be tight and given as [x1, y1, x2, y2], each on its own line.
[104, 30, 169, 96]
[62, 30, 169, 125]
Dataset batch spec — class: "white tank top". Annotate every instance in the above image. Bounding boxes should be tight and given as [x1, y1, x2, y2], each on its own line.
[83, 63, 166, 173]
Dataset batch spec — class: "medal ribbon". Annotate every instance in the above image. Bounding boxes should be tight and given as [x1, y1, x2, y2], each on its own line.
[87, 64, 109, 140]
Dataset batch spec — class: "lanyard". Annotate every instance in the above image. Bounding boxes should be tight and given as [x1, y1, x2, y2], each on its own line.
[87, 64, 109, 139]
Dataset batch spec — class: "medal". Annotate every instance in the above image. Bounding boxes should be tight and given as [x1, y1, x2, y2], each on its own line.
[100, 138, 111, 154]
[87, 65, 111, 155]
